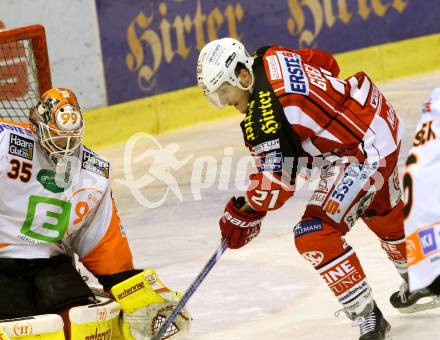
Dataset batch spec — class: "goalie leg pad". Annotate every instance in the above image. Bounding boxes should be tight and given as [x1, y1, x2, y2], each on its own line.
[69, 297, 121, 340]
[0, 314, 65, 339]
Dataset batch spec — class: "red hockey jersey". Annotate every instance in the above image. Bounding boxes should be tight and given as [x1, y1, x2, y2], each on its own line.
[242, 46, 403, 211]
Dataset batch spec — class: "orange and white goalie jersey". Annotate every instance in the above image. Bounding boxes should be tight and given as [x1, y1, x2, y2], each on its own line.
[242, 46, 404, 211]
[404, 87, 440, 291]
[0, 120, 133, 276]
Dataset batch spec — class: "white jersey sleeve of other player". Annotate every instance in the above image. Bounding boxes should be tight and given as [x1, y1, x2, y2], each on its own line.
[404, 87, 440, 291]
[0, 121, 116, 260]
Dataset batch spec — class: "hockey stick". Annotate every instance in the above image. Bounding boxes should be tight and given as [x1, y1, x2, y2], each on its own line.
[152, 239, 228, 340]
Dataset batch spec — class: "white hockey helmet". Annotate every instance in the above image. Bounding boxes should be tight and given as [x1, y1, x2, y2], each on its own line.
[197, 37, 254, 108]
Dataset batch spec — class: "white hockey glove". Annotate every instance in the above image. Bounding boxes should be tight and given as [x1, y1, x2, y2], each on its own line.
[111, 269, 191, 340]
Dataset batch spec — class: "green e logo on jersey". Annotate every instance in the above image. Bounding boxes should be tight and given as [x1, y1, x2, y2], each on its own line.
[20, 195, 72, 242]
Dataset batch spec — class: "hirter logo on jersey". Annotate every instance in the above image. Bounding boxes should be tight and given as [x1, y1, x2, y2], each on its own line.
[276, 51, 309, 95]
[8, 133, 34, 160]
[82, 150, 110, 178]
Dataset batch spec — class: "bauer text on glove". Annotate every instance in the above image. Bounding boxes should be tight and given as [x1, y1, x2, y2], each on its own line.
[219, 197, 267, 249]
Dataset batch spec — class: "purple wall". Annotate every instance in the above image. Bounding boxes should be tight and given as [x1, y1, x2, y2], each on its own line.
[96, 0, 440, 104]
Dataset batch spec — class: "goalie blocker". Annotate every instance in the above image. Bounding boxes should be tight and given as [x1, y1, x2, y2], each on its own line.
[0, 270, 191, 340]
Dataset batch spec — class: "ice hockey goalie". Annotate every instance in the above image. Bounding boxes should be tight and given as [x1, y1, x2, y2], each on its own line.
[0, 88, 191, 339]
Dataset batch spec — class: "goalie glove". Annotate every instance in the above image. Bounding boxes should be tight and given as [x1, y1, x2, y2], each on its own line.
[111, 269, 191, 340]
[220, 197, 267, 249]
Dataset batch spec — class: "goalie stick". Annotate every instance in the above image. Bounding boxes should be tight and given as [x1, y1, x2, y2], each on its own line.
[152, 239, 228, 340]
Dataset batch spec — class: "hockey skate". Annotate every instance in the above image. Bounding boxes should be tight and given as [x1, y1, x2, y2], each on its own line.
[390, 279, 440, 314]
[336, 301, 391, 340]
[353, 302, 391, 340]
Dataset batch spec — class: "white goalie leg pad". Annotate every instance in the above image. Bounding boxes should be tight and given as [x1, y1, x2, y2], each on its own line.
[0, 314, 64, 339]
[69, 297, 121, 340]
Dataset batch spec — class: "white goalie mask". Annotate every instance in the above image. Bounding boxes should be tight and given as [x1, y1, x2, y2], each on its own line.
[197, 37, 254, 108]
[29, 88, 84, 162]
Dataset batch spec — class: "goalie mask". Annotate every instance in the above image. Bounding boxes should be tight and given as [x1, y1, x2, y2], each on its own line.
[29, 88, 84, 161]
[197, 37, 254, 108]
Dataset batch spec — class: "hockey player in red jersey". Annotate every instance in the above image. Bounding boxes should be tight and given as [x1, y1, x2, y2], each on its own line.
[0, 88, 190, 339]
[196, 38, 437, 339]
